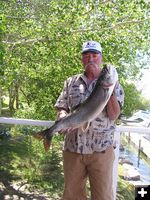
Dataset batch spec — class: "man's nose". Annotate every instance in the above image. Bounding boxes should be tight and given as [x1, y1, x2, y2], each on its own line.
[88, 55, 94, 62]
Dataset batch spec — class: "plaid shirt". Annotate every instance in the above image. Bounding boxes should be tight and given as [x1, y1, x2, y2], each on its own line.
[55, 73, 124, 154]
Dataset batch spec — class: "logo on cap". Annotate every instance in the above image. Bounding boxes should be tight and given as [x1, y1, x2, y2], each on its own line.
[82, 41, 102, 53]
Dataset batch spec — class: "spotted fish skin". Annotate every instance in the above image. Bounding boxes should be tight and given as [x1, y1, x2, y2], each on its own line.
[34, 65, 118, 151]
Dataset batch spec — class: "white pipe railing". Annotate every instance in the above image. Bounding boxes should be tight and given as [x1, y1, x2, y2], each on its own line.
[0, 117, 150, 133]
[0, 117, 54, 127]
[0, 117, 150, 200]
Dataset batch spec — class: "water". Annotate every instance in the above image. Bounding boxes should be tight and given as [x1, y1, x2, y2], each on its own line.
[119, 147, 150, 184]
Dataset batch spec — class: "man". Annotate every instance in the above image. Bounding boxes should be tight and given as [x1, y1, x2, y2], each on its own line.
[55, 41, 124, 200]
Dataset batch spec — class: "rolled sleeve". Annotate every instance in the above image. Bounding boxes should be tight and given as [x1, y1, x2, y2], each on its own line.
[54, 79, 69, 111]
[115, 84, 124, 108]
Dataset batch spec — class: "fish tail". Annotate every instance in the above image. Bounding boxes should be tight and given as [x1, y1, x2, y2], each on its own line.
[33, 128, 49, 141]
[43, 134, 53, 152]
[34, 120, 61, 151]
[34, 128, 53, 152]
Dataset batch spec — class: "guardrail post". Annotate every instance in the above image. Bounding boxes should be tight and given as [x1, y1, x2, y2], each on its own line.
[113, 131, 121, 200]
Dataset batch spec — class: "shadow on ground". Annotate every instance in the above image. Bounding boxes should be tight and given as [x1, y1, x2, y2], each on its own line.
[0, 126, 64, 200]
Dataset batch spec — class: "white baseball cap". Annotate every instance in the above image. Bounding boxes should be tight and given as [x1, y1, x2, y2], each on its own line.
[82, 41, 102, 54]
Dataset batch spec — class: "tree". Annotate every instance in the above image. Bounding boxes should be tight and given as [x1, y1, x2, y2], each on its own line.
[121, 81, 150, 116]
[0, 14, 6, 115]
[1, 0, 150, 118]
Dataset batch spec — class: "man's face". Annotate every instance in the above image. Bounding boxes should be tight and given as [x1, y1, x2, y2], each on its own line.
[82, 51, 102, 76]
[82, 52, 102, 67]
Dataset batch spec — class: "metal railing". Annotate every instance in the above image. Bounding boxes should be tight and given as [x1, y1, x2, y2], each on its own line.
[0, 117, 150, 200]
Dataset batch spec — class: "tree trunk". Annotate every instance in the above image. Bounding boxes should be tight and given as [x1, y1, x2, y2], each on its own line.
[8, 83, 15, 114]
[15, 82, 19, 109]
[0, 86, 2, 116]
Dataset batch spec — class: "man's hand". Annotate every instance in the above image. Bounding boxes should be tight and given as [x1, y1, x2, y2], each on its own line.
[106, 81, 121, 120]
[57, 110, 68, 119]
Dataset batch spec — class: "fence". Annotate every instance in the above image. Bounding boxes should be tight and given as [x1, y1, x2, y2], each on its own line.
[0, 117, 150, 200]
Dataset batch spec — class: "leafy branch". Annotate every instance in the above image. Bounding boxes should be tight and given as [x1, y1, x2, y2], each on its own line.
[2, 17, 150, 46]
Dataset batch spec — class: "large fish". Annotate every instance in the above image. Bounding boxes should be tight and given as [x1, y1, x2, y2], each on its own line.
[34, 64, 118, 151]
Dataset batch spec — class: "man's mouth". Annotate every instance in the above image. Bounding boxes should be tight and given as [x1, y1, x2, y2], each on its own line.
[86, 62, 98, 68]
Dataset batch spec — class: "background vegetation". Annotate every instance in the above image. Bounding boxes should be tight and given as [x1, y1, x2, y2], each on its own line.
[0, 0, 150, 199]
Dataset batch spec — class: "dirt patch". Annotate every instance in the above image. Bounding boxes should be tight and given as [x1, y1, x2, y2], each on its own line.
[0, 180, 61, 200]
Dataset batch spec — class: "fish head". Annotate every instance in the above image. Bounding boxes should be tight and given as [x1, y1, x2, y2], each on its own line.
[100, 64, 118, 88]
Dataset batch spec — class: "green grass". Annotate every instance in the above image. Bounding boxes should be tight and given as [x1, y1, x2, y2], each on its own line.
[117, 176, 134, 200]
[117, 165, 135, 200]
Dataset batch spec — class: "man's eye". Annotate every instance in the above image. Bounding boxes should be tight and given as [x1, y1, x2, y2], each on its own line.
[93, 55, 98, 58]
[83, 55, 89, 59]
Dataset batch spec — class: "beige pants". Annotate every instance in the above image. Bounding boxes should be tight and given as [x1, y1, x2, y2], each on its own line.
[62, 146, 115, 200]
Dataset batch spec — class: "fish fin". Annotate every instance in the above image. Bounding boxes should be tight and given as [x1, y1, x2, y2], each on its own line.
[33, 128, 49, 141]
[81, 122, 90, 132]
[43, 134, 53, 152]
